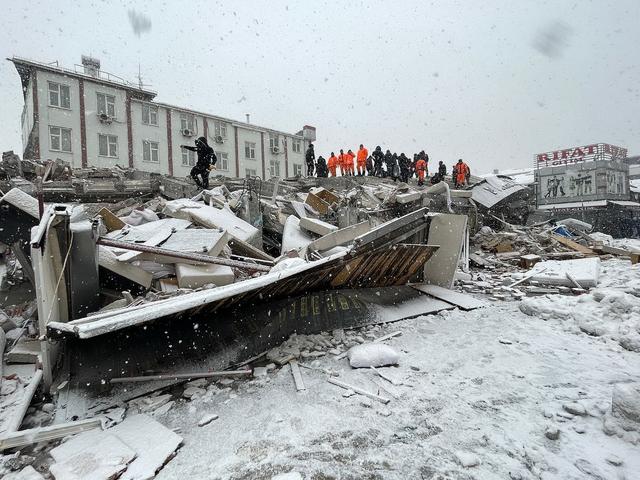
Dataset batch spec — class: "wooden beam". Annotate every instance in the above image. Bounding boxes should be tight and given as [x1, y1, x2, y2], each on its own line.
[551, 234, 595, 255]
[328, 377, 390, 404]
[110, 369, 252, 384]
[289, 359, 306, 391]
[3, 369, 43, 435]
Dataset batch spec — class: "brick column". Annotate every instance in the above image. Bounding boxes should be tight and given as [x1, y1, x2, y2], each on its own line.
[166, 108, 174, 176]
[79, 79, 88, 167]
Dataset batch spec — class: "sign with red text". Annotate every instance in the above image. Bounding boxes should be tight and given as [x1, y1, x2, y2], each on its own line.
[535, 143, 627, 168]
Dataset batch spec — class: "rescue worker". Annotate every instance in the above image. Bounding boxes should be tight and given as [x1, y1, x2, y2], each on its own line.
[366, 155, 374, 176]
[438, 161, 446, 180]
[372, 146, 384, 177]
[338, 149, 347, 176]
[390, 153, 400, 181]
[316, 156, 328, 177]
[305, 143, 316, 177]
[399, 153, 411, 183]
[328, 152, 338, 177]
[456, 159, 470, 187]
[383, 150, 393, 178]
[416, 155, 427, 186]
[346, 149, 356, 176]
[356, 144, 368, 176]
[452, 163, 459, 187]
[181, 136, 216, 190]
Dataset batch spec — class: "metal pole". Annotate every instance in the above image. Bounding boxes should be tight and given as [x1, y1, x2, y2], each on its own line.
[96, 237, 271, 272]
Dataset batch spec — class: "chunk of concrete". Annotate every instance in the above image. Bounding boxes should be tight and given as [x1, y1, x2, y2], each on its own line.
[140, 229, 230, 265]
[395, 191, 422, 204]
[529, 257, 601, 288]
[299, 217, 338, 236]
[176, 263, 235, 289]
[307, 221, 370, 252]
[281, 216, 314, 256]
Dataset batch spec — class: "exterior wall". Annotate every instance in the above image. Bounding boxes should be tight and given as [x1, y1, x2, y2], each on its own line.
[536, 160, 630, 206]
[36, 70, 82, 166]
[21, 77, 34, 151]
[130, 100, 166, 174]
[82, 80, 128, 169]
[236, 127, 264, 178]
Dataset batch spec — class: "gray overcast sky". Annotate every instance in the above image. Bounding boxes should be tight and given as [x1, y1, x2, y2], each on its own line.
[1, 0, 639, 172]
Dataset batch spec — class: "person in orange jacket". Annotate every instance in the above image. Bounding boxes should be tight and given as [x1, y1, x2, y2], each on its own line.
[338, 149, 347, 176]
[356, 144, 368, 176]
[346, 149, 356, 176]
[455, 159, 469, 187]
[416, 157, 427, 186]
[328, 152, 338, 177]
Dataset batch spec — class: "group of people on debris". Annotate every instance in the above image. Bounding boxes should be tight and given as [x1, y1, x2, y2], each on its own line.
[179, 136, 471, 190]
[305, 143, 471, 187]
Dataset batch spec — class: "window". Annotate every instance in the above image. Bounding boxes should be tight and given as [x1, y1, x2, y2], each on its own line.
[245, 168, 257, 178]
[142, 104, 158, 126]
[269, 159, 280, 177]
[293, 164, 303, 176]
[182, 149, 196, 166]
[269, 134, 279, 150]
[218, 152, 229, 171]
[245, 141, 256, 159]
[49, 126, 72, 152]
[142, 140, 159, 162]
[214, 121, 227, 138]
[48, 82, 70, 109]
[180, 113, 195, 132]
[98, 134, 118, 157]
[97, 93, 115, 117]
[292, 139, 302, 153]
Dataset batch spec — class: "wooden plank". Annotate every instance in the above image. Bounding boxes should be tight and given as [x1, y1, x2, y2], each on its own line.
[328, 377, 390, 404]
[289, 359, 306, 392]
[0, 417, 102, 451]
[2, 369, 43, 435]
[96, 207, 126, 232]
[110, 369, 252, 384]
[551, 234, 595, 255]
[410, 284, 485, 311]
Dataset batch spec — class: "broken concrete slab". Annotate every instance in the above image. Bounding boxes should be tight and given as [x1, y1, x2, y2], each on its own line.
[529, 257, 601, 288]
[6, 338, 41, 364]
[299, 217, 339, 236]
[281, 215, 314, 256]
[395, 191, 422, 204]
[98, 247, 153, 289]
[3, 466, 45, 480]
[411, 284, 485, 311]
[139, 229, 230, 265]
[423, 213, 468, 289]
[175, 263, 235, 289]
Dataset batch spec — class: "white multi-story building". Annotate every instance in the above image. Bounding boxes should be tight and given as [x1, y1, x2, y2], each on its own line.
[9, 56, 316, 179]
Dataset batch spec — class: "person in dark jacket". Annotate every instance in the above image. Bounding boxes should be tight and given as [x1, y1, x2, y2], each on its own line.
[366, 155, 374, 176]
[399, 153, 411, 183]
[372, 146, 384, 177]
[181, 136, 216, 189]
[383, 150, 393, 178]
[316, 156, 328, 177]
[305, 143, 316, 176]
[438, 161, 446, 179]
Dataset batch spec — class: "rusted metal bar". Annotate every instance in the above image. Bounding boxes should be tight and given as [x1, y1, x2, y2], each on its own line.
[97, 237, 271, 272]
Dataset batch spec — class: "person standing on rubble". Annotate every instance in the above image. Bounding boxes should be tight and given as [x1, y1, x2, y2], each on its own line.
[316, 156, 328, 177]
[338, 149, 347, 176]
[456, 159, 470, 187]
[357, 144, 368, 176]
[438, 161, 446, 180]
[372, 146, 384, 177]
[452, 162, 459, 187]
[366, 155, 374, 176]
[346, 149, 356, 176]
[305, 143, 316, 177]
[399, 153, 411, 183]
[328, 152, 338, 177]
[181, 136, 217, 190]
[416, 155, 427, 186]
[383, 150, 393, 178]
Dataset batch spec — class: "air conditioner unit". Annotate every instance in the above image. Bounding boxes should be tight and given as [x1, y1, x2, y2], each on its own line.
[182, 128, 194, 137]
[98, 112, 113, 124]
[214, 135, 224, 144]
[271, 146, 280, 154]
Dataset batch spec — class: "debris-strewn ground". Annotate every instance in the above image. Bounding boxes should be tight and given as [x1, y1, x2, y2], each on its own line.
[145, 258, 640, 480]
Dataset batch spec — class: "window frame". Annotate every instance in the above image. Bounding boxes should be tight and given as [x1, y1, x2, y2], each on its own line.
[142, 140, 159, 163]
[214, 121, 227, 138]
[269, 159, 280, 177]
[180, 113, 195, 132]
[245, 168, 257, 178]
[245, 141, 256, 160]
[97, 92, 116, 118]
[49, 125, 72, 153]
[48, 82, 71, 109]
[292, 139, 302, 153]
[269, 134, 279, 150]
[218, 152, 229, 171]
[142, 104, 158, 126]
[98, 133, 118, 158]
[293, 164, 303, 176]
[182, 149, 196, 167]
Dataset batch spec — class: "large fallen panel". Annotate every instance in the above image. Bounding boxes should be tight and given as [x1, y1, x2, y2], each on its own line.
[49, 208, 438, 339]
[422, 213, 468, 289]
[138, 229, 230, 265]
[411, 284, 486, 310]
[307, 221, 371, 252]
[281, 215, 315, 255]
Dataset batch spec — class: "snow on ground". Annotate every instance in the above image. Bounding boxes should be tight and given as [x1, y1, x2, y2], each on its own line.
[150, 257, 640, 480]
